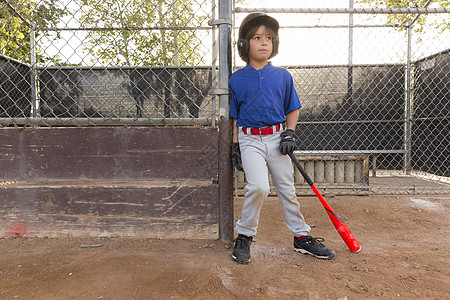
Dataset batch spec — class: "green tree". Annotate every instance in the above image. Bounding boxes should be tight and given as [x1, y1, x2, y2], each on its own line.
[78, 0, 209, 66]
[0, 0, 67, 64]
[358, 0, 450, 34]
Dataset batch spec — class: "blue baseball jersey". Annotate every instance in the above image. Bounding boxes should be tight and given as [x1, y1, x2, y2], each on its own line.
[230, 63, 301, 128]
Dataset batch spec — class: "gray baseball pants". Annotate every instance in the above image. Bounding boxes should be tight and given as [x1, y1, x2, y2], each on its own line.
[235, 127, 311, 237]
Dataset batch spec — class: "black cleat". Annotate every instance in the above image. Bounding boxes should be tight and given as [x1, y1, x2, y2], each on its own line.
[232, 234, 253, 264]
[294, 236, 335, 260]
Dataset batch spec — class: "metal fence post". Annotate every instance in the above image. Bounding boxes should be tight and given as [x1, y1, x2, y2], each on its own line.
[347, 0, 354, 106]
[30, 27, 38, 118]
[211, 0, 217, 129]
[404, 25, 412, 174]
[218, 0, 233, 243]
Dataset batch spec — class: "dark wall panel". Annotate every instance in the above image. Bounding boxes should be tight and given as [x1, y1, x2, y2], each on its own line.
[0, 56, 31, 118]
[0, 127, 218, 181]
[412, 50, 450, 176]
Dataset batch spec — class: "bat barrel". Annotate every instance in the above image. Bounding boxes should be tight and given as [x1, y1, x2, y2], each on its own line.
[328, 214, 361, 253]
[311, 184, 361, 253]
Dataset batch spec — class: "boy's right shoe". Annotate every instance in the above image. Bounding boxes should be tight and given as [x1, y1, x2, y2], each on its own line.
[294, 236, 335, 260]
[232, 234, 253, 264]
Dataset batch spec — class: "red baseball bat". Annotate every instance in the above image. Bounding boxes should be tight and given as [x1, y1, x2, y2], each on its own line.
[289, 153, 361, 253]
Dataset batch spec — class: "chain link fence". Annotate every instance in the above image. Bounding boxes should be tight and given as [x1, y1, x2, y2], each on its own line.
[1, 0, 218, 126]
[1, 1, 449, 194]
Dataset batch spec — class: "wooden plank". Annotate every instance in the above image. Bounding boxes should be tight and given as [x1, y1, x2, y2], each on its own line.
[0, 183, 218, 239]
[0, 127, 218, 181]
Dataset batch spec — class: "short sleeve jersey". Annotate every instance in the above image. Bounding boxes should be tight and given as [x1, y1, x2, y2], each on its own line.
[230, 63, 301, 128]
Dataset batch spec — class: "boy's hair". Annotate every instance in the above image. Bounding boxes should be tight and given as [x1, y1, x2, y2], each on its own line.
[237, 13, 279, 63]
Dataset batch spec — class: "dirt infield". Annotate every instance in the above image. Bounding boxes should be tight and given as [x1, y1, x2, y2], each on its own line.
[1, 194, 449, 299]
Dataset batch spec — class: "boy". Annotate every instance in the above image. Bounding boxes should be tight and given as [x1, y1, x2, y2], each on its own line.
[230, 13, 335, 264]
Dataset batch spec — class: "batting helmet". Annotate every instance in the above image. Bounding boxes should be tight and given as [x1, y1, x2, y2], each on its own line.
[237, 12, 280, 62]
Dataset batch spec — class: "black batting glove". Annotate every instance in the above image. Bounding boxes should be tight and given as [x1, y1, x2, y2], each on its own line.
[279, 129, 297, 155]
[232, 142, 244, 171]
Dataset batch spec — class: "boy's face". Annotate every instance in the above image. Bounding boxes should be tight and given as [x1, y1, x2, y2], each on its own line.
[248, 24, 273, 66]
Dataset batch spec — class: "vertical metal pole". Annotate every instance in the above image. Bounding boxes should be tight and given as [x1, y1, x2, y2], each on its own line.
[218, 0, 233, 243]
[30, 27, 38, 117]
[347, 0, 354, 106]
[404, 25, 412, 174]
[211, 0, 217, 128]
[218, 0, 231, 118]
[402, 1, 431, 175]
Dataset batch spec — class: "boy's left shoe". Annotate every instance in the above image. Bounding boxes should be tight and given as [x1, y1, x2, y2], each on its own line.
[294, 236, 335, 260]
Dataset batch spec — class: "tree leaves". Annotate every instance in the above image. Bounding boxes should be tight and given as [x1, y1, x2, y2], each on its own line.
[79, 0, 209, 66]
[0, 0, 68, 64]
[358, 0, 450, 36]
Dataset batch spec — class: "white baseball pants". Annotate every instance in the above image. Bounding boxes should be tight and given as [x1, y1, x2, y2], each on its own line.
[235, 128, 311, 237]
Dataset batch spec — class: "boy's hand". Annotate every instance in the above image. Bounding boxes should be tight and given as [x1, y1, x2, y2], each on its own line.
[232, 143, 244, 171]
[280, 129, 297, 155]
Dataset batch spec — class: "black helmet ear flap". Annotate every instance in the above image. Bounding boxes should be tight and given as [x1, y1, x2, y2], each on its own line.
[269, 36, 279, 59]
[237, 39, 249, 62]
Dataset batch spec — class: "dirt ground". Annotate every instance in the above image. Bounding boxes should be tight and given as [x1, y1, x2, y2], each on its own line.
[1, 194, 449, 299]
